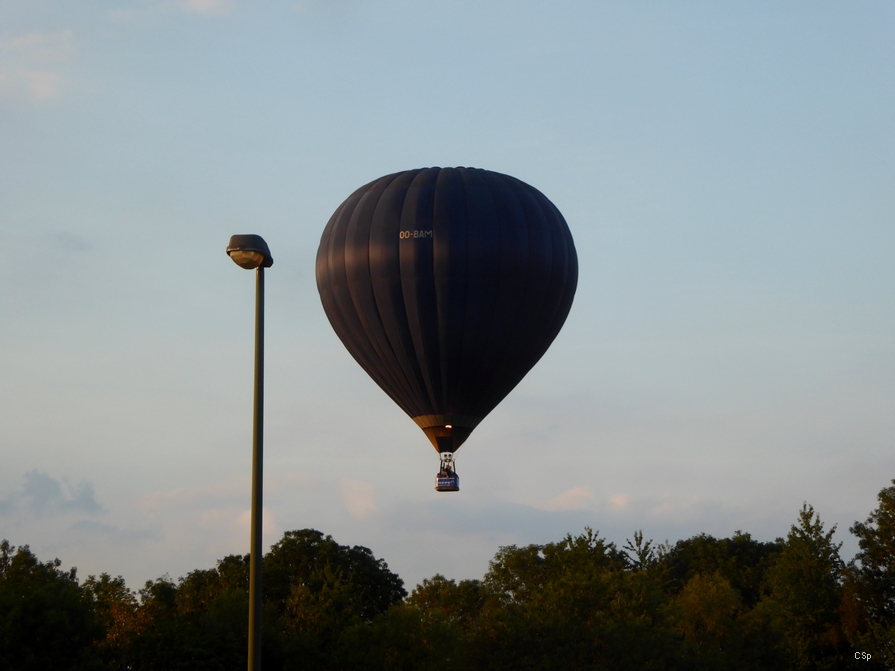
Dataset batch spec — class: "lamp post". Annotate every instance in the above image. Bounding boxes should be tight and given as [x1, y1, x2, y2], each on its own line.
[226, 234, 273, 671]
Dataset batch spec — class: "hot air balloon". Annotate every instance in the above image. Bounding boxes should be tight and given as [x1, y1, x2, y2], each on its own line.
[316, 167, 577, 491]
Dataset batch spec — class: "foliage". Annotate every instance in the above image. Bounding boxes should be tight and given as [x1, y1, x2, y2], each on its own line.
[337, 604, 464, 671]
[408, 574, 486, 627]
[81, 573, 138, 667]
[265, 528, 407, 669]
[265, 528, 407, 624]
[757, 504, 848, 670]
[4, 480, 895, 670]
[470, 529, 675, 670]
[847, 480, 895, 668]
[0, 540, 103, 671]
[674, 572, 742, 659]
[659, 530, 782, 607]
[623, 529, 660, 571]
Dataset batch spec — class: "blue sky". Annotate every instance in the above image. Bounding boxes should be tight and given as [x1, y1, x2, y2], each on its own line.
[1, 1, 893, 589]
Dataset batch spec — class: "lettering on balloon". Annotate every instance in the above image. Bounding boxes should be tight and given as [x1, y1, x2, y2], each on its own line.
[399, 230, 433, 239]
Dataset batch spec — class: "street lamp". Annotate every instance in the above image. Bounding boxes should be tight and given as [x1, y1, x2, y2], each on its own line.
[226, 234, 273, 671]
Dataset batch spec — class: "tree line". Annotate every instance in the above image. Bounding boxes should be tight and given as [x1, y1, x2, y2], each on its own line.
[1, 480, 893, 670]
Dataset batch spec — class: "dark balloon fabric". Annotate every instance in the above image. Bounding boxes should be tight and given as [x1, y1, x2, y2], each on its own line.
[316, 167, 578, 454]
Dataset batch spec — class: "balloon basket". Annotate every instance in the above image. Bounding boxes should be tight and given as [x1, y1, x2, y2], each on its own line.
[435, 474, 460, 492]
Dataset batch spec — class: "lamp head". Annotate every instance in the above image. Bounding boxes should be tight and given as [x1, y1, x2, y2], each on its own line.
[227, 234, 273, 269]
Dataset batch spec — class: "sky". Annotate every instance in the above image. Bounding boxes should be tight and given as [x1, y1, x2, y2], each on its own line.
[1, 1, 893, 592]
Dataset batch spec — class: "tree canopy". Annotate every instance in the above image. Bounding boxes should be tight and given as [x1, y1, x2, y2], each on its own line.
[3, 481, 894, 670]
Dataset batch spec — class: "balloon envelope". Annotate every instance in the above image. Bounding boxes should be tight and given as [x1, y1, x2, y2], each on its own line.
[316, 167, 578, 454]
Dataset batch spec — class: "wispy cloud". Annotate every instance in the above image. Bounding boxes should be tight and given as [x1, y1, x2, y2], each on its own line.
[541, 485, 597, 511]
[0, 30, 76, 102]
[292, 0, 354, 14]
[52, 232, 93, 252]
[179, 0, 236, 15]
[140, 475, 249, 511]
[137, 475, 306, 558]
[110, 0, 236, 21]
[4, 31, 76, 61]
[339, 478, 379, 520]
[21, 71, 61, 100]
[235, 507, 278, 536]
[525, 486, 719, 524]
[0, 471, 103, 517]
[71, 519, 163, 543]
[609, 494, 630, 510]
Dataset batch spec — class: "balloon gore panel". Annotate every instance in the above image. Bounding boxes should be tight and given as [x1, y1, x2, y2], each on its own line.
[316, 167, 578, 453]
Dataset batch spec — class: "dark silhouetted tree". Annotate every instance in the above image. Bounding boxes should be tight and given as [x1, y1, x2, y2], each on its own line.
[660, 531, 782, 608]
[82, 572, 138, 669]
[471, 528, 675, 670]
[847, 480, 895, 668]
[758, 504, 847, 670]
[0, 540, 102, 671]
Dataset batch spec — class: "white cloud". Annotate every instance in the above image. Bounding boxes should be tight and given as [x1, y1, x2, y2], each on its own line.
[339, 478, 379, 520]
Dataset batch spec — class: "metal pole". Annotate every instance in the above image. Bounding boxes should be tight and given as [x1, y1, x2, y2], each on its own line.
[248, 266, 264, 671]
